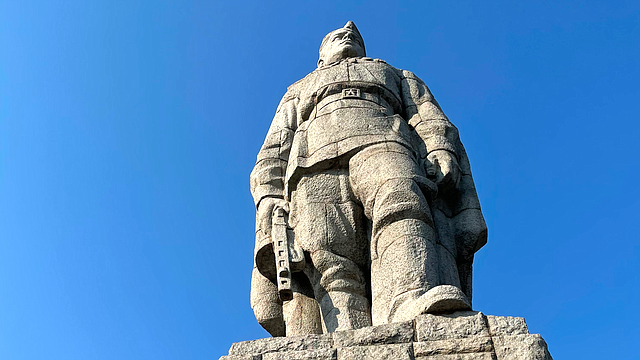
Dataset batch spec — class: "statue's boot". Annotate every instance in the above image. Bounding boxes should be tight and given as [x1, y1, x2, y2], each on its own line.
[389, 285, 471, 322]
[318, 290, 371, 332]
[283, 292, 323, 335]
[371, 219, 471, 325]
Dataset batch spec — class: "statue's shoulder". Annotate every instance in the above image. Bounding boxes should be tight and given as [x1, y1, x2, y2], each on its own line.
[286, 69, 319, 96]
[361, 57, 398, 70]
[398, 68, 427, 85]
[362, 58, 415, 79]
[363, 57, 424, 82]
[273, 70, 318, 110]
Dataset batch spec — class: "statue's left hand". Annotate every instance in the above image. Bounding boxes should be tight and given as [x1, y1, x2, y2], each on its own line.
[256, 197, 289, 239]
[427, 150, 461, 193]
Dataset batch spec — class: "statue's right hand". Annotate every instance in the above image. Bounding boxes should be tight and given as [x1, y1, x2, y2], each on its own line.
[257, 197, 288, 238]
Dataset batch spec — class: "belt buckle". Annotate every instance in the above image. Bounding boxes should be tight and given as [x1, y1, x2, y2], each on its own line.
[341, 88, 361, 99]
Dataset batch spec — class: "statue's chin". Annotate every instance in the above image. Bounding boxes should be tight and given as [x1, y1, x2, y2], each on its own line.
[325, 47, 361, 64]
[340, 46, 360, 59]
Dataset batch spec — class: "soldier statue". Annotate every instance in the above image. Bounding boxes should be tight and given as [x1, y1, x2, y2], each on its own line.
[249, 21, 487, 336]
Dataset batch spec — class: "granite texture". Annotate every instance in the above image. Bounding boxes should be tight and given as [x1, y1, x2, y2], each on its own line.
[219, 312, 552, 360]
[228, 334, 332, 356]
[262, 348, 336, 360]
[236, 19, 553, 360]
[415, 311, 490, 341]
[486, 316, 529, 336]
[250, 20, 487, 336]
[492, 335, 553, 360]
[338, 343, 414, 360]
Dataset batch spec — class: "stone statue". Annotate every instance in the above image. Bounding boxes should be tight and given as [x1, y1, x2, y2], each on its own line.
[249, 21, 487, 337]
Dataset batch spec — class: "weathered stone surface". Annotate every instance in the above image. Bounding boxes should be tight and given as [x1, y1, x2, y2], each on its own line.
[390, 285, 473, 324]
[251, 266, 285, 337]
[263, 348, 337, 360]
[229, 334, 331, 356]
[234, 18, 553, 360]
[492, 334, 552, 360]
[415, 311, 490, 341]
[336, 343, 414, 360]
[415, 353, 496, 360]
[414, 336, 494, 356]
[486, 316, 528, 336]
[219, 355, 260, 360]
[221, 314, 552, 360]
[283, 292, 323, 336]
[250, 21, 487, 335]
[332, 321, 414, 347]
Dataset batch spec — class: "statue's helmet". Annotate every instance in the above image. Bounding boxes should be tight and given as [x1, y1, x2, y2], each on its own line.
[318, 21, 366, 67]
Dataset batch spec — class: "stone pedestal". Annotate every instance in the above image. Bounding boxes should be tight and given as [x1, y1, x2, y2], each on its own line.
[220, 311, 552, 360]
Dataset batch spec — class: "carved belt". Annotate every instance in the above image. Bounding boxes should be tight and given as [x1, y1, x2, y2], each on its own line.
[315, 88, 392, 112]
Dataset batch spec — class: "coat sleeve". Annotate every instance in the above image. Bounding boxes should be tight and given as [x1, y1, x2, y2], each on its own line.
[249, 91, 299, 337]
[399, 70, 460, 160]
[249, 93, 299, 208]
[250, 90, 299, 281]
[250, 266, 285, 337]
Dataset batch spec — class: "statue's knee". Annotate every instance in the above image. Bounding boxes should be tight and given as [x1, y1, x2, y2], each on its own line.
[372, 218, 436, 261]
[372, 178, 433, 232]
[310, 250, 367, 296]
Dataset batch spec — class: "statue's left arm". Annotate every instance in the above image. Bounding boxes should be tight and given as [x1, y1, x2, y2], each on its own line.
[400, 70, 461, 193]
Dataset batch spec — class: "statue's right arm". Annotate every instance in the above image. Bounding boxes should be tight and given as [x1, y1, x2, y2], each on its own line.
[250, 96, 298, 206]
[249, 94, 298, 335]
[250, 94, 298, 263]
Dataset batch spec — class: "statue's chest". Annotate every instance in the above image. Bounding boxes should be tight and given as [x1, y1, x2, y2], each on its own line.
[313, 60, 400, 88]
[297, 60, 403, 121]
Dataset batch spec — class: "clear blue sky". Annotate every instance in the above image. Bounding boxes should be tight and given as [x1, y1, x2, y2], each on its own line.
[1, 1, 638, 359]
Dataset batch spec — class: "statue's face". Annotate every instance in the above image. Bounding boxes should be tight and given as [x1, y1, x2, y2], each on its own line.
[318, 28, 365, 67]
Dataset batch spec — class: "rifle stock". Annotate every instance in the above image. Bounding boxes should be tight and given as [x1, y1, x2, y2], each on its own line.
[272, 205, 293, 301]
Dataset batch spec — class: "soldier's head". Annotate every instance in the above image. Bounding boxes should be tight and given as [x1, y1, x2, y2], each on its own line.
[318, 21, 366, 68]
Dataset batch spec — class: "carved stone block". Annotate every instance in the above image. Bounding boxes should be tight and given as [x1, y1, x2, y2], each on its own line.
[492, 334, 553, 360]
[228, 334, 331, 357]
[262, 348, 337, 360]
[219, 314, 552, 360]
[413, 336, 494, 356]
[415, 353, 496, 360]
[332, 321, 414, 347]
[415, 311, 490, 341]
[219, 355, 261, 360]
[486, 316, 529, 336]
[336, 343, 414, 360]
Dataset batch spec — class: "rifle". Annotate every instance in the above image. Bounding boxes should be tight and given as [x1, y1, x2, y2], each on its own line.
[271, 204, 305, 302]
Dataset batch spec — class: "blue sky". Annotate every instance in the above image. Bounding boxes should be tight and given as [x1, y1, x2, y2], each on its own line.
[1, 1, 638, 359]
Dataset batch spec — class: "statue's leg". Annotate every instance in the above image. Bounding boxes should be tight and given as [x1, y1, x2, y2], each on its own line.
[282, 271, 323, 336]
[432, 207, 463, 290]
[349, 143, 470, 325]
[307, 250, 370, 332]
[290, 170, 371, 332]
